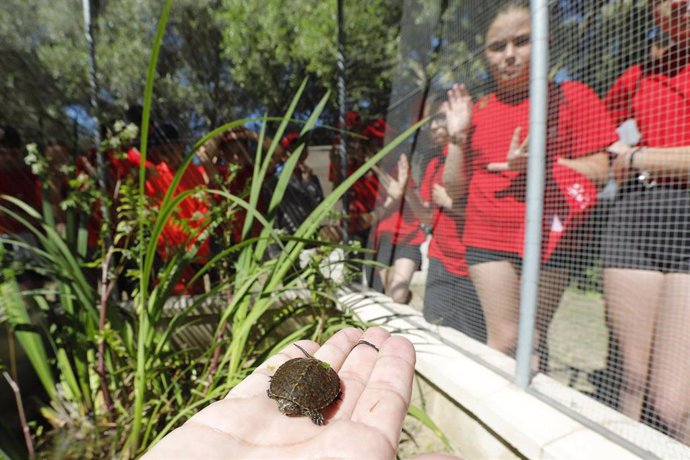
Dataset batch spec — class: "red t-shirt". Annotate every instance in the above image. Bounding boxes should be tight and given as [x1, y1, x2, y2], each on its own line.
[374, 168, 424, 247]
[419, 152, 469, 277]
[463, 81, 617, 254]
[605, 62, 690, 147]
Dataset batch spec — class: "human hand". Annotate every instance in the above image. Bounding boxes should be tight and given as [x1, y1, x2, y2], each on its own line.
[397, 154, 410, 189]
[443, 83, 473, 141]
[486, 127, 529, 173]
[608, 142, 637, 183]
[431, 184, 452, 210]
[374, 154, 409, 201]
[143, 327, 416, 460]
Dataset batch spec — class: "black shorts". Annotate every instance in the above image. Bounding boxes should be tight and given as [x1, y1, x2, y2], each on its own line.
[465, 246, 572, 270]
[603, 185, 690, 273]
[365, 233, 422, 292]
[373, 233, 422, 269]
[424, 257, 487, 343]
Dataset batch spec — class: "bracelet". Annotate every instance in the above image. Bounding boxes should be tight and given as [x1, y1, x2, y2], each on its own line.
[448, 133, 466, 146]
[629, 146, 643, 171]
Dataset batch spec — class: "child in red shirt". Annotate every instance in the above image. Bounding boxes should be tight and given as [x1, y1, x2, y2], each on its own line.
[364, 120, 425, 304]
[601, 0, 690, 440]
[442, 1, 616, 364]
[405, 101, 485, 341]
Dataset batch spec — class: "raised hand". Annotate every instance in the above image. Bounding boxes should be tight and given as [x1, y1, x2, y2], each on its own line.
[487, 126, 529, 173]
[443, 83, 473, 141]
[374, 154, 410, 201]
[143, 327, 416, 460]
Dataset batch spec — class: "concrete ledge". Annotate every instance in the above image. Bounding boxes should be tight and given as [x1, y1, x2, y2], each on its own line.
[340, 290, 690, 460]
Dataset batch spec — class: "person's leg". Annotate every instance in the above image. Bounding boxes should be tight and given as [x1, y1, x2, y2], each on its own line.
[602, 268, 663, 420]
[369, 234, 392, 293]
[455, 274, 487, 343]
[535, 267, 570, 371]
[385, 257, 417, 304]
[470, 260, 521, 355]
[423, 258, 486, 342]
[648, 273, 690, 441]
[422, 258, 449, 325]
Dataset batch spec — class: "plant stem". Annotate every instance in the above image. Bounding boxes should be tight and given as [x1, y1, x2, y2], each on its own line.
[129, 0, 174, 453]
[209, 292, 233, 379]
[97, 247, 114, 416]
[3, 371, 35, 459]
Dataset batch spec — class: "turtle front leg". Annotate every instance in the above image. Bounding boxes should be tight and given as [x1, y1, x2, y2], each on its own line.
[307, 410, 325, 425]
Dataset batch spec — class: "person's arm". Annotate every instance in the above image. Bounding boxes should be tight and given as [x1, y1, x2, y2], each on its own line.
[441, 84, 474, 201]
[557, 151, 610, 184]
[431, 183, 468, 221]
[404, 189, 434, 226]
[611, 145, 690, 182]
[361, 154, 410, 228]
[405, 157, 442, 226]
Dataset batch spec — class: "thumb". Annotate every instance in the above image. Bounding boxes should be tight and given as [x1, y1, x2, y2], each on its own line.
[486, 162, 509, 172]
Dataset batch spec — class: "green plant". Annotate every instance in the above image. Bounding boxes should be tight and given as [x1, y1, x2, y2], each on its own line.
[0, 2, 426, 457]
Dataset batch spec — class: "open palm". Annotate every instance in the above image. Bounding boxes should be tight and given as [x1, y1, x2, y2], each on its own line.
[143, 327, 416, 459]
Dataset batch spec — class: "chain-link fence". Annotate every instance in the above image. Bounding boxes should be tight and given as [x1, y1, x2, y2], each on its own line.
[363, 0, 690, 454]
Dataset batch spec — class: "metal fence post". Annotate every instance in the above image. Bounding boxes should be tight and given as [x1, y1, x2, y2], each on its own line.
[515, 0, 549, 389]
[337, 0, 349, 243]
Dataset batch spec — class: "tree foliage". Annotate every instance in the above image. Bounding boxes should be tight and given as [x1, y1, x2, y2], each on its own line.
[0, 0, 651, 148]
[221, 0, 403, 121]
[1, 0, 250, 146]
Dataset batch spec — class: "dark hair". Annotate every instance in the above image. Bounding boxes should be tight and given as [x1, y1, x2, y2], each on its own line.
[427, 91, 448, 115]
[0, 125, 22, 149]
[485, 0, 530, 35]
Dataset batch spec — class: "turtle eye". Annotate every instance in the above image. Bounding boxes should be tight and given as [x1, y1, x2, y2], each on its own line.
[279, 400, 300, 415]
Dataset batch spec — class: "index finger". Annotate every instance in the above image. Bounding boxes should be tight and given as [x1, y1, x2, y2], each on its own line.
[519, 133, 530, 151]
[350, 335, 416, 449]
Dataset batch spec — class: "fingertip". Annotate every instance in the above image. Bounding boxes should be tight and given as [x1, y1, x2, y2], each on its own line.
[380, 334, 416, 367]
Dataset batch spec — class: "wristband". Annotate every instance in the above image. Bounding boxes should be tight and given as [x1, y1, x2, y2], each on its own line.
[448, 133, 466, 146]
[629, 146, 643, 171]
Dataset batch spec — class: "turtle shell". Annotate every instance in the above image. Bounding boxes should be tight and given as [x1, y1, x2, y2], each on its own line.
[267, 353, 341, 425]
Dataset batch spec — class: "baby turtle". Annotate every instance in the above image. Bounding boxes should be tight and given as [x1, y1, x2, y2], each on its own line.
[267, 343, 341, 425]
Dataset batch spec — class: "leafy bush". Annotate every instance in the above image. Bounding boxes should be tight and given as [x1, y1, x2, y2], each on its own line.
[0, 2, 425, 457]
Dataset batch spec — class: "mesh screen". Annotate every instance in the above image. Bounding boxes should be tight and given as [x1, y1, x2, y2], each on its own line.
[372, 0, 690, 453]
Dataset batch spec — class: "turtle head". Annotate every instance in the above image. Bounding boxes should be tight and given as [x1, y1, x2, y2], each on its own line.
[277, 399, 302, 416]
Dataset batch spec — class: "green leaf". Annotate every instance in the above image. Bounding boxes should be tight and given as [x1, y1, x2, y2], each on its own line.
[407, 403, 452, 451]
[0, 279, 56, 400]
